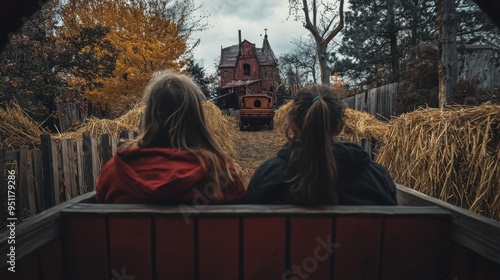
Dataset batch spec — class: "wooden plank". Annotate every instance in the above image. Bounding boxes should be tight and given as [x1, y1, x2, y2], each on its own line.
[474, 254, 500, 280]
[67, 139, 77, 197]
[18, 145, 29, 217]
[40, 134, 55, 208]
[334, 217, 382, 279]
[289, 217, 332, 280]
[75, 140, 85, 195]
[51, 141, 60, 204]
[61, 139, 71, 201]
[156, 218, 195, 280]
[108, 217, 152, 280]
[91, 138, 101, 190]
[83, 132, 94, 192]
[101, 134, 111, 165]
[32, 149, 44, 212]
[244, 217, 286, 280]
[110, 137, 118, 157]
[447, 242, 476, 280]
[39, 239, 64, 280]
[62, 204, 451, 217]
[63, 217, 109, 280]
[0, 192, 96, 273]
[396, 184, 500, 266]
[3, 255, 39, 280]
[380, 217, 451, 280]
[24, 147, 37, 214]
[198, 218, 239, 280]
[4, 150, 18, 161]
[0, 148, 7, 222]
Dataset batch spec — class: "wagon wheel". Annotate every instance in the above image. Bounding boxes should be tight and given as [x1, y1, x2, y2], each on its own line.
[268, 119, 274, 130]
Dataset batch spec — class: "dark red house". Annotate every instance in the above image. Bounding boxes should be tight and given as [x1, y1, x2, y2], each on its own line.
[218, 30, 278, 109]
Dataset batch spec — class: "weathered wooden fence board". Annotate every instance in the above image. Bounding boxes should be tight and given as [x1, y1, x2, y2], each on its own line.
[76, 140, 84, 195]
[33, 149, 44, 212]
[19, 146, 29, 216]
[344, 83, 398, 120]
[51, 141, 61, 204]
[0, 130, 138, 223]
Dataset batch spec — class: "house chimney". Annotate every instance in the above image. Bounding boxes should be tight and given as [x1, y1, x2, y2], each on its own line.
[238, 30, 241, 45]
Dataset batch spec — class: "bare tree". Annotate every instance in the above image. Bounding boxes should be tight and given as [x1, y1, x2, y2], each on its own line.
[437, 0, 458, 107]
[288, 0, 344, 85]
[279, 36, 319, 86]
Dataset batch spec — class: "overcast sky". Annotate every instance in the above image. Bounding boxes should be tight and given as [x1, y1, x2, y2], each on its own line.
[191, 0, 310, 75]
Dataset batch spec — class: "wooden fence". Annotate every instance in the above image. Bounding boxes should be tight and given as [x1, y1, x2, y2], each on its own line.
[344, 83, 398, 120]
[0, 131, 137, 224]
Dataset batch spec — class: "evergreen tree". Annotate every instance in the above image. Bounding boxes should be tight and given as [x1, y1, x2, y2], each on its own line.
[336, 0, 499, 88]
[185, 59, 211, 98]
[0, 1, 75, 126]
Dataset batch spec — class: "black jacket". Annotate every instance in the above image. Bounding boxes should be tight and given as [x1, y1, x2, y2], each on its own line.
[244, 141, 398, 205]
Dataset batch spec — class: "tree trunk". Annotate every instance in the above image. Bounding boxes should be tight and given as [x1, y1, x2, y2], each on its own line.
[437, 0, 458, 107]
[318, 43, 330, 85]
[388, 0, 400, 83]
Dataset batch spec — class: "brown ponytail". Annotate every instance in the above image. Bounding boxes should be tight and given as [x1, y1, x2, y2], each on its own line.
[287, 84, 346, 205]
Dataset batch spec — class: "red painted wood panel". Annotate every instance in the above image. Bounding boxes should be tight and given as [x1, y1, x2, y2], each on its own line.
[198, 218, 239, 280]
[334, 217, 382, 279]
[64, 217, 108, 280]
[3, 254, 39, 280]
[244, 217, 286, 280]
[39, 239, 64, 280]
[381, 217, 451, 280]
[474, 254, 500, 280]
[108, 217, 152, 280]
[289, 217, 333, 280]
[447, 242, 475, 280]
[155, 218, 195, 279]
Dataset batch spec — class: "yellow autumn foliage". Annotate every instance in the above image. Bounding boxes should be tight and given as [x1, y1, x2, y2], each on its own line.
[59, 0, 190, 115]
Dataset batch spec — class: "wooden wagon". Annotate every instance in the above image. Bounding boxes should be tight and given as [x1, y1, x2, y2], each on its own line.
[1, 184, 499, 280]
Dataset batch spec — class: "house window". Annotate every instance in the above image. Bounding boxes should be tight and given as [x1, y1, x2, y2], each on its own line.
[243, 63, 250, 75]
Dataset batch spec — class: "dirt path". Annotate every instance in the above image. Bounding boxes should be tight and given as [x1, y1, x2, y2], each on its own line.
[233, 123, 285, 187]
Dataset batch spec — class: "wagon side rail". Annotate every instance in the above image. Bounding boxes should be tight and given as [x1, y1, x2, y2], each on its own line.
[396, 183, 500, 277]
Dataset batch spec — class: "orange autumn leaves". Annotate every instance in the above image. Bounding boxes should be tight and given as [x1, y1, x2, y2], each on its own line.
[59, 0, 190, 115]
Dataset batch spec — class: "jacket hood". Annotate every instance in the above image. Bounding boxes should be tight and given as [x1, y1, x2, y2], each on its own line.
[96, 147, 221, 203]
[277, 141, 371, 180]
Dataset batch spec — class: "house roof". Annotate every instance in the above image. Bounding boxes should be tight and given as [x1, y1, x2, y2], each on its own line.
[219, 36, 277, 68]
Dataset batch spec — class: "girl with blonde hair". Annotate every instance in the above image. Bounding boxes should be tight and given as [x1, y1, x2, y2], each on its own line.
[96, 71, 245, 203]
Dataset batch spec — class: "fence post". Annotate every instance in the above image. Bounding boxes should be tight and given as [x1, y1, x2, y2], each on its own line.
[0, 148, 6, 222]
[83, 132, 94, 192]
[101, 134, 111, 164]
[18, 145, 31, 216]
[41, 134, 55, 208]
[33, 149, 44, 212]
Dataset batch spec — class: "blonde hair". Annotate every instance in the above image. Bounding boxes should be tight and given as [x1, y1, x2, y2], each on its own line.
[124, 70, 237, 194]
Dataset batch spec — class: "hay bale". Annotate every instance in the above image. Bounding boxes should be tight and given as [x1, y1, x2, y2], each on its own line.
[203, 101, 238, 159]
[341, 108, 388, 144]
[0, 103, 47, 149]
[274, 101, 388, 144]
[54, 102, 238, 159]
[274, 101, 293, 141]
[376, 104, 500, 221]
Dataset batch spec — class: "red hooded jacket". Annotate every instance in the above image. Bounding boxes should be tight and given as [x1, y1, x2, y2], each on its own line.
[95, 147, 245, 204]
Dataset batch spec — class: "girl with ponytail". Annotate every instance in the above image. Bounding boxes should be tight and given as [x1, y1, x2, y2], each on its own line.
[244, 84, 397, 205]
